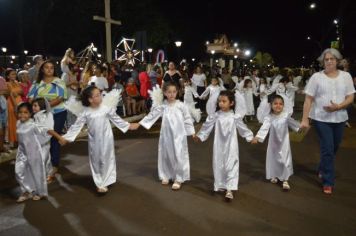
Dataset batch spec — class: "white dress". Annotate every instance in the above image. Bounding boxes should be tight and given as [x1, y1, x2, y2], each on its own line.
[33, 110, 54, 176]
[243, 88, 255, 115]
[286, 82, 299, 107]
[63, 104, 130, 188]
[200, 85, 224, 116]
[255, 112, 300, 181]
[139, 100, 195, 183]
[15, 120, 49, 196]
[197, 111, 254, 191]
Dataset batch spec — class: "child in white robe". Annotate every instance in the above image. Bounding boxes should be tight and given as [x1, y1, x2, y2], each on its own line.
[252, 95, 300, 190]
[32, 98, 54, 182]
[194, 90, 254, 200]
[242, 79, 256, 121]
[15, 103, 64, 202]
[199, 77, 225, 116]
[133, 81, 195, 190]
[62, 86, 135, 193]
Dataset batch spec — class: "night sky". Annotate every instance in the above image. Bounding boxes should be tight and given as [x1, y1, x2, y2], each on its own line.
[0, 0, 355, 66]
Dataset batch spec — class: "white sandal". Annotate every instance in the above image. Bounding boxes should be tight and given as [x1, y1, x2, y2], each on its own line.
[16, 192, 33, 203]
[171, 182, 181, 190]
[97, 187, 108, 193]
[270, 178, 278, 184]
[225, 190, 234, 200]
[282, 181, 290, 190]
[161, 179, 169, 185]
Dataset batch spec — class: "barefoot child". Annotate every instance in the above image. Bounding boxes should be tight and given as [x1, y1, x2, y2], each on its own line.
[194, 90, 254, 200]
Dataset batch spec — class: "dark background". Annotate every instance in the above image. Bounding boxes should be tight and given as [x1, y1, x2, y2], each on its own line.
[0, 0, 355, 66]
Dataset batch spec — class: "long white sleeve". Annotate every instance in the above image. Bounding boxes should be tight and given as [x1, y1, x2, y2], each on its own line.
[234, 115, 254, 142]
[63, 113, 87, 142]
[139, 105, 164, 129]
[182, 104, 195, 136]
[199, 87, 211, 99]
[287, 117, 300, 132]
[107, 108, 130, 133]
[197, 114, 216, 141]
[255, 116, 272, 142]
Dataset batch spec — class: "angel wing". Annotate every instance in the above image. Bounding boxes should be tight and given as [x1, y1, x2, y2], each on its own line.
[64, 95, 84, 117]
[102, 89, 122, 109]
[184, 102, 201, 123]
[148, 84, 164, 109]
[234, 90, 247, 117]
[257, 97, 271, 123]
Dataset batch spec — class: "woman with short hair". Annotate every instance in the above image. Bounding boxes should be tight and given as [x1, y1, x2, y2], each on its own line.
[301, 48, 355, 194]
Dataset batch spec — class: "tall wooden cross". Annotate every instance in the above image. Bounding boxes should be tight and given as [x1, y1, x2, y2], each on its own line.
[93, 0, 121, 62]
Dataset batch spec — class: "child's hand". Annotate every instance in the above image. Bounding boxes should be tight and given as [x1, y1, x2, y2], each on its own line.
[192, 134, 200, 142]
[129, 123, 140, 130]
[59, 137, 68, 146]
[251, 137, 258, 144]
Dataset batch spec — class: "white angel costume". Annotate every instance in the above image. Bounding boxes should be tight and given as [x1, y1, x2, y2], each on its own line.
[243, 87, 255, 115]
[33, 109, 54, 176]
[139, 99, 195, 183]
[197, 111, 254, 191]
[234, 90, 247, 117]
[200, 85, 225, 116]
[63, 90, 129, 189]
[255, 111, 300, 181]
[15, 120, 50, 196]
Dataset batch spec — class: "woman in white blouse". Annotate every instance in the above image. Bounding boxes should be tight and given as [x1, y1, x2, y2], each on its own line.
[191, 66, 207, 110]
[301, 48, 355, 194]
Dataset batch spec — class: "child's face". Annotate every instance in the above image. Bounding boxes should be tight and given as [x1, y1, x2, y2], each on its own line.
[218, 95, 233, 112]
[211, 79, 219, 86]
[163, 85, 177, 102]
[18, 107, 31, 122]
[271, 98, 284, 114]
[247, 82, 252, 88]
[8, 71, 17, 81]
[89, 88, 103, 107]
[32, 102, 41, 113]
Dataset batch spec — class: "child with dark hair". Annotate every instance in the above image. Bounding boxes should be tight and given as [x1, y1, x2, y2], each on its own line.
[32, 97, 55, 182]
[62, 85, 136, 193]
[133, 81, 195, 190]
[194, 90, 254, 200]
[15, 102, 64, 202]
[252, 95, 300, 191]
[199, 77, 225, 116]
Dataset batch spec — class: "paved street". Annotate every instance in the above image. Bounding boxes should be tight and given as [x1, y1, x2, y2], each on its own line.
[1, 105, 356, 236]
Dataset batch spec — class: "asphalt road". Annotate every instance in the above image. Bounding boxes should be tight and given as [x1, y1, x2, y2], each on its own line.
[1, 109, 356, 236]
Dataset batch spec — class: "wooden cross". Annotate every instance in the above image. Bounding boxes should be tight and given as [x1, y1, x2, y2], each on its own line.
[93, 0, 121, 62]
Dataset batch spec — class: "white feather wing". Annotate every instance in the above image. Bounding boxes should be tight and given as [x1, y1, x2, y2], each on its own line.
[65, 96, 84, 117]
[148, 84, 163, 109]
[102, 89, 122, 109]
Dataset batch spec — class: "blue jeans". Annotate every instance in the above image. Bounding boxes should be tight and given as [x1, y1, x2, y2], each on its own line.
[313, 120, 345, 187]
[51, 110, 67, 167]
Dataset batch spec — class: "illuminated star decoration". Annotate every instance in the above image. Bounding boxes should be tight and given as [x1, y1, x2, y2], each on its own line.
[115, 38, 140, 66]
[76, 43, 100, 67]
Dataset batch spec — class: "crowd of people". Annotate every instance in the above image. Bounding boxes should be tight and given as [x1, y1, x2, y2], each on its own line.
[0, 47, 355, 201]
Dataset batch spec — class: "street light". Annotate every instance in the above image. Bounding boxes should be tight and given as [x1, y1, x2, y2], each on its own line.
[147, 48, 153, 53]
[24, 50, 28, 55]
[309, 2, 316, 9]
[244, 50, 251, 57]
[333, 19, 339, 25]
[1, 47, 7, 53]
[147, 48, 153, 63]
[192, 58, 195, 62]
[233, 42, 238, 47]
[234, 55, 238, 59]
[211, 50, 215, 55]
[1, 47, 7, 67]
[206, 41, 210, 45]
[175, 41, 182, 60]
[11, 55, 15, 60]
[307, 36, 311, 40]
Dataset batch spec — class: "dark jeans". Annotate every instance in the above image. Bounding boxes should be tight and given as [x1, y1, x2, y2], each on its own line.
[51, 110, 67, 167]
[196, 86, 206, 111]
[313, 120, 345, 187]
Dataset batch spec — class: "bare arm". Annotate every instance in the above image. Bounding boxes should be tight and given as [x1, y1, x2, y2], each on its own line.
[300, 95, 314, 130]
